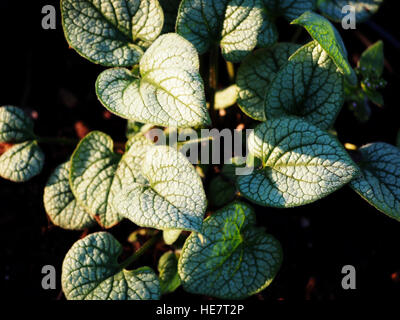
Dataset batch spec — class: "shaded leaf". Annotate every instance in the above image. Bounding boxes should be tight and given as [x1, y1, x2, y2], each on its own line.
[178, 201, 282, 299]
[265, 41, 344, 129]
[158, 251, 181, 294]
[176, 0, 271, 62]
[263, 0, 316, 21]
[350, 143, 400, 221]
[237, 43, 300, 121]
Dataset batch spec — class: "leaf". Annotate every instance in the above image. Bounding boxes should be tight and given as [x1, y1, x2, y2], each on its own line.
[178, 201, 282, 299]
[44, 162, 97, 230]
[0, 141, 44, 182]
[160, 0, 181, 33]
[236, 43, 301, 121]
[115, 145, 207, 232]
[61, 0, 164, 66]
[237, 117, 359, 207]
[291, 11, 357, 85]
[215, 85, 238, 110]
[209, 176, 236, 207]
[69, 131, 152, 228]
[96, 33, 210, 128]
[264, 41, 344, 129]
[62, 232, 161, 300]
[0, 106, 34, 143]
[176, 0, 270, 62]
[158, 251, 181, 294]
[359, 40, 384, 77]
[262, 0, 316, 21]
[350, 143, 400, 221]
[318, 0, 383, 23]
[163, 229, 182, 245]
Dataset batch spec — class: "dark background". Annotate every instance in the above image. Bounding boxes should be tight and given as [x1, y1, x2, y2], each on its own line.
[0, 0, 399, 301]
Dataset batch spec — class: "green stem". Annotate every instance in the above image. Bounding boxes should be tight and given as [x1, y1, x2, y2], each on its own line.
[37, 136, 79, 146]
[209, 46, 219, 126]
[120, 232, 162, 269]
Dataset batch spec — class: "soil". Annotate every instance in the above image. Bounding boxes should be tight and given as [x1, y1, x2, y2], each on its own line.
[0, 0, 399, 300]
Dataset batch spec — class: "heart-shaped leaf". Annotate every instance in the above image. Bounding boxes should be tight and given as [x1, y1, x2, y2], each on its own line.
[96, 33, 210, 128]
[178, 201, 282, 299]
[62, 232, 161, 300]
[291, 11, 357, 85]
[263, 0, 316, 21]
[0, 141, 44, 182]
[69, 131, 152, 228]
[176, 0, 272, 62]
[236, 43, 300, 121]
[158, 251, 181, 294]
[264, 41, 344, 129]
[237, 117, 359, 207]
[0, 106, 34, 143]
[350, 143, 400, 221]
[115, 145, 207, 233]
[44, 162, 97, 230]
[61, 0, 164, 66]
[318, 0, 383, 23]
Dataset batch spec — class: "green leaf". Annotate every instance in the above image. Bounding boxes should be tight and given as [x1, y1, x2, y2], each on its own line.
[44, 162, 97, 230]
[176, 0, 271, 62]
[318, 0, 383, 23]
[62, 232, 161, 300]
[160, 0, 181, 33]
[265, 41, 344, 129]
[0, 106, 34, 143]
[61, 0, 164, 66]
[291, 11, 357, 85]
[263, 0, 316, 21]
[0, 141, 44, 182]
[96, 33, 210, 128]
[178, 201, 282, 299]
[350, 143, 400, 221]
[116, 145, 207, 232]
[163, 229, 182, 245]
[158, 251, 181, 294]
[237, 117, 359, 207]
[69, 131, 152, 228]
[236, 43, 301, 121]
[359, 40, 384, 77]
[209, 176, 236, 207]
